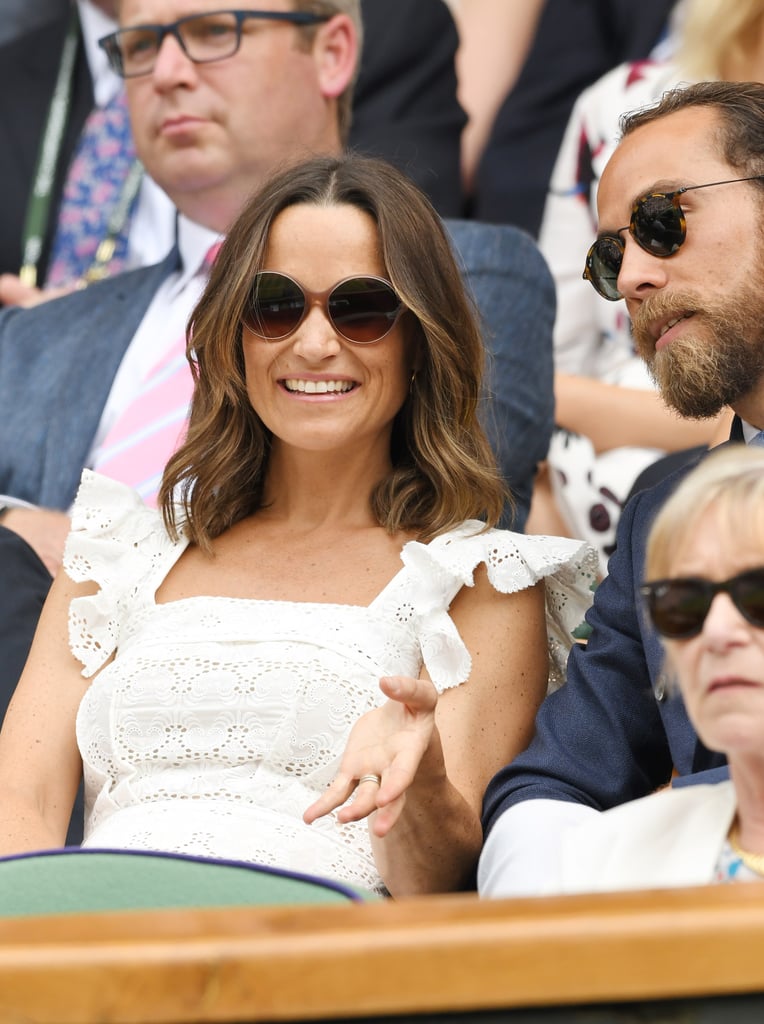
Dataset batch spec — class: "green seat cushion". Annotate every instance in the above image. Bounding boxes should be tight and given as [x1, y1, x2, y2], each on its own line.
[0, 848, 374, 917]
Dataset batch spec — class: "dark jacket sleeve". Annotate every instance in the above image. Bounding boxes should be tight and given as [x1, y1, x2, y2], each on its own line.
[351, 0, 466, 217]
[472, 0, 675, 234]
[0, 13, 93, 281]
[482, 460, 728, 835]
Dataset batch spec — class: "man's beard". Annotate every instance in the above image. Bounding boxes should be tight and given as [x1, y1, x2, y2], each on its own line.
[631, 287, 764, 418]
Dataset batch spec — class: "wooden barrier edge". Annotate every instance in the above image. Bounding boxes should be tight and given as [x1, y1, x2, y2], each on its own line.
[1, 883, 764, 1022]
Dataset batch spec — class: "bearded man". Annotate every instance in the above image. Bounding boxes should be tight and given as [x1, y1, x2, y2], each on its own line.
[479, 79, 764, 897]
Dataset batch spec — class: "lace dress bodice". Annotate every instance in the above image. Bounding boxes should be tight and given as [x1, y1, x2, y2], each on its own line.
[64, 471, 597, 894]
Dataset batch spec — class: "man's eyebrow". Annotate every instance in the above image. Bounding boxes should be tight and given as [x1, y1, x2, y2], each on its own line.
[627, 180, 686, 205]
[595, 177, 692, 236]
[596, 179, 692, 235]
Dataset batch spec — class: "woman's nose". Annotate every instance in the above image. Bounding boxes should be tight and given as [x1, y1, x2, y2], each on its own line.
[290, 303, 342, 360]
[700, 592, 751, 648]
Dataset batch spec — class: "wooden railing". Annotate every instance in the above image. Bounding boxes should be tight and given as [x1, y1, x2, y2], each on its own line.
[3, 883, 764, 1022]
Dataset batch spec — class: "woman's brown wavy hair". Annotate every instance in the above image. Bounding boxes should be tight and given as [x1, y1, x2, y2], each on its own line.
[159, 153, 509, 549]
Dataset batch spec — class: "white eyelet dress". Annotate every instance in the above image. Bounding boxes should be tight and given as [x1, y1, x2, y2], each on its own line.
[64, 470, 598, 894]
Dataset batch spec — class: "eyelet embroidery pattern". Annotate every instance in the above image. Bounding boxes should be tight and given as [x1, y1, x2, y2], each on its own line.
[65, 472, 596, 894]
[402, 523, 598, 692]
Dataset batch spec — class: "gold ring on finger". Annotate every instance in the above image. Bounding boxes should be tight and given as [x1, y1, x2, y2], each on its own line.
[358, 773, 381, 787]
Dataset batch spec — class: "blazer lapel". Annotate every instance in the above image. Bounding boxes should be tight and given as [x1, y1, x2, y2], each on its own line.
[40, 248, 181, 508]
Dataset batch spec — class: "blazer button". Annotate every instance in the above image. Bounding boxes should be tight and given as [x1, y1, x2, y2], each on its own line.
[654, 674, 668, 702]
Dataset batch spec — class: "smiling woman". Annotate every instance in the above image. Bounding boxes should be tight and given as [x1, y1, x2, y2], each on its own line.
[236, 201, 414, 472]
[0, 153, 597, 900]
[165, 153, 513, 545]
[555, 444, 764, 894]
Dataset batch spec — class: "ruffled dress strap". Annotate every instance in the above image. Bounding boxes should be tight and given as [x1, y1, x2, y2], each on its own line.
[63, 469, 187, 677]
[399, 521, 598, 692]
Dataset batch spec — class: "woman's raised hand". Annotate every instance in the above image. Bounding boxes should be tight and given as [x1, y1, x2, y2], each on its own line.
[303, 674, 442, 837]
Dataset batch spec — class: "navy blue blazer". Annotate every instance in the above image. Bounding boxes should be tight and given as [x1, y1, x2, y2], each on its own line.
[471, 0, 675, 234]
[353, 0, 465, 217]
[482, 439, 738, 835]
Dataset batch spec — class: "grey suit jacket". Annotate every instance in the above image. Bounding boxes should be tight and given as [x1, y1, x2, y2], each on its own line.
[0, 249, 179, 510]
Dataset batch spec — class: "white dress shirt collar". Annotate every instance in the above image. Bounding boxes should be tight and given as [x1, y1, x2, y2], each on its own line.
[172, 216, 224, 297]
[742, 420, 761, 444]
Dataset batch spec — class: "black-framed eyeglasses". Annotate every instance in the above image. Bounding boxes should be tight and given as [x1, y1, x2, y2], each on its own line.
[583, 175, 764, 301]
[640, 568, 764, 639]
[99, 9, 331, 78]
[243, 272, 405, 345]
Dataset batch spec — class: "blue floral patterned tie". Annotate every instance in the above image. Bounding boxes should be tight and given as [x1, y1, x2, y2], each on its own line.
[46, 89, 138, 288]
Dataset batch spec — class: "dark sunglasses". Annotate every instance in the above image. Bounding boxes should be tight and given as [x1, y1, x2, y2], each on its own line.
[640, 568, 764, 639]
[583, 175, 764, 301]
[243, 272, 405, 345]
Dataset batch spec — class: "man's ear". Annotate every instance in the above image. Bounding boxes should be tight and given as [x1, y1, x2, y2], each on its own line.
[313, 14, 359, 99]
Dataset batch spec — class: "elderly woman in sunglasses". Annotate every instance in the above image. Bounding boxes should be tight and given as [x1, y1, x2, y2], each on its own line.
[553, 444, 764, 894]
[0, 153, 596, 898]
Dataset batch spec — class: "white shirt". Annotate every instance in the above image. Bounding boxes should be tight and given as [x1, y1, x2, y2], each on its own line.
[742, 422, 764, 445]
[478, 799, 597, 897]
[89, 214, 222, 463]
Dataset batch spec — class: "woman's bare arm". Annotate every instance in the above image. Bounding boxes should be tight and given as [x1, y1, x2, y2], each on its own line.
[452, 0, 547, 192]
[0, 570, 96, 853]
[555, 373, 728, 454]
[306, 567, 548, 896]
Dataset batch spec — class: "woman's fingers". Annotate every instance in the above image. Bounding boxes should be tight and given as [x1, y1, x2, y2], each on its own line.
[302, 772, 356, 824]
[304, 770, 386, 824]
[369, 792, 406, 837]
[379, 674, 438, 713]
[304, 675, 439, 827]
[335, 773, 385, 823]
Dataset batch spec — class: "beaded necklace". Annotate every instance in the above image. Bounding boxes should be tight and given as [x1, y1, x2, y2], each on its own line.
[728, 822, 764, 876]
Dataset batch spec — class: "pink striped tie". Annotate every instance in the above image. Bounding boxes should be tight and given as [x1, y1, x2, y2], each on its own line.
[94, 242, 221, 505]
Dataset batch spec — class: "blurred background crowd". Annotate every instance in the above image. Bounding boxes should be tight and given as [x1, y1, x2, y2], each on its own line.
[3, 0, 747, 572]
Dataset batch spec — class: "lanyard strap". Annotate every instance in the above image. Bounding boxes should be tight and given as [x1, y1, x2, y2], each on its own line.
[83, 157, 144, 284]
[20, 5, 80, 288]
[19, 8, 145, 289]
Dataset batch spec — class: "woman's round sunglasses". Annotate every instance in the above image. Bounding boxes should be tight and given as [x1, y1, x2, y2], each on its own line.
[640, 568, 764, 640]
[243, 272, 405, 345]
[583, 175, 764, 301]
